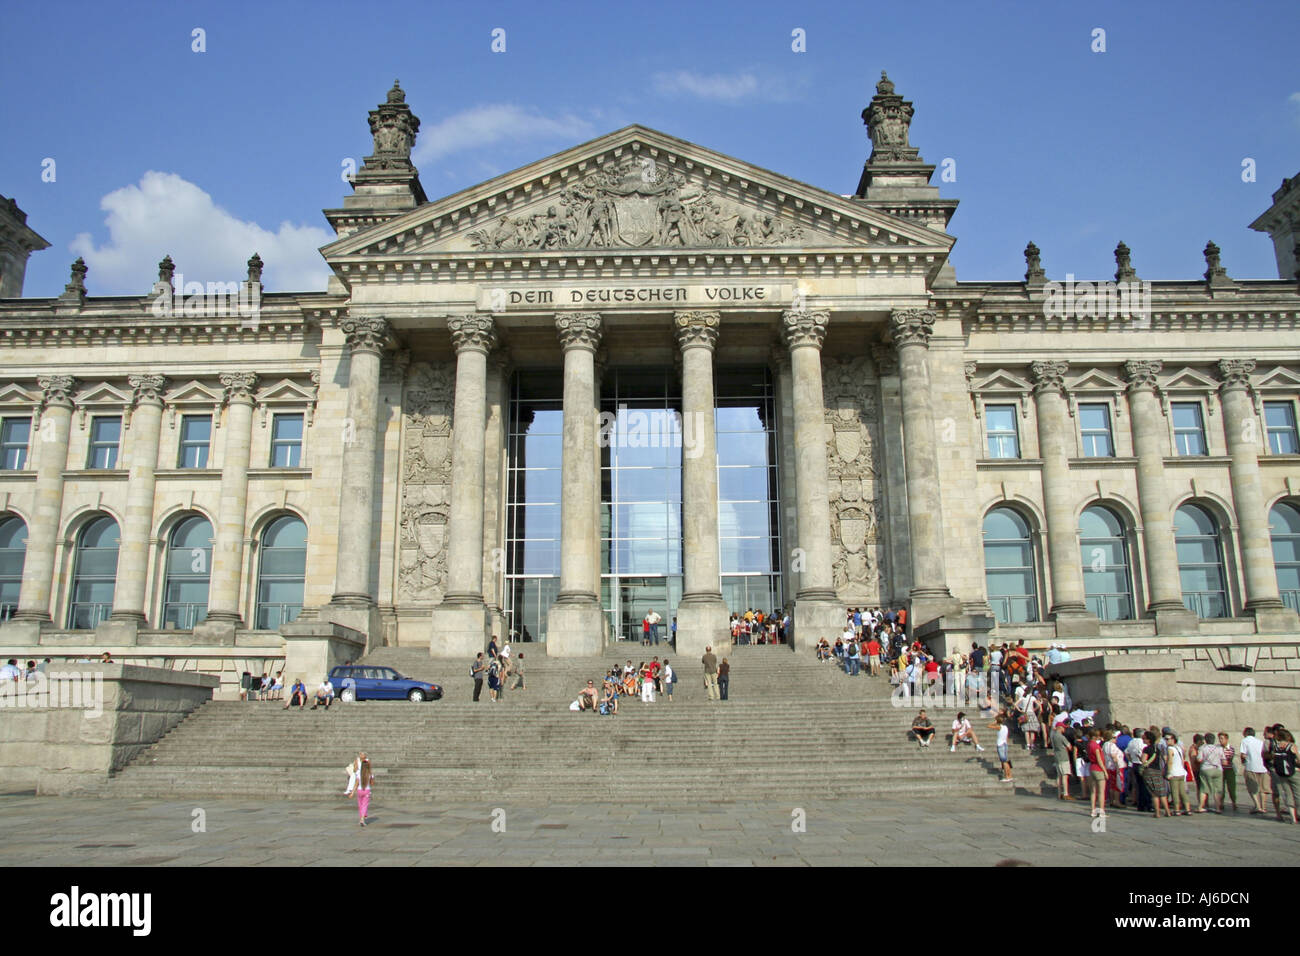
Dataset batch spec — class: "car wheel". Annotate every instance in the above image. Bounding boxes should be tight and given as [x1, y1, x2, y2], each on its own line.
[340, 688, 356, 703]
[408, 689, 426, 703]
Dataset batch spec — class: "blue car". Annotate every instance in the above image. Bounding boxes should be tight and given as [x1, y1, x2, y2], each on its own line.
[327, 665, 443, 702]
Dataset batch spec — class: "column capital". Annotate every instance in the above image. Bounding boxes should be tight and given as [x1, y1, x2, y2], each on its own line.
[341, 316, 393, 355]
[555, 311, 602, 352]
[219, 372, 259, 406]
[888, 308, 936, 348]
[1030, 359, 1070, 397]
[673, 310, 720, 351]
[781, 309, 829, 350]
[128, 374, 168, 408]
[1217, 358, 1256, 391]
[447, 314, 498, 355]
[1123, 359, 1163, 393]
[37, 375, 77, 410]
[870, 343, 898, 377]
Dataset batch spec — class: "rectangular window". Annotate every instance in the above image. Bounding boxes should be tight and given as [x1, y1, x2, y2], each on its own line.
[270, 413, 304, 467]
[1171, 402, 1208, 456]
[1079, 403, 1114, 457]
[984, 404, 1020, 459]
[178, 415, 212, 468]
[0, 418, 31, 470]
[1265, 401, 1299, 455]
[87, 416, 122, 469]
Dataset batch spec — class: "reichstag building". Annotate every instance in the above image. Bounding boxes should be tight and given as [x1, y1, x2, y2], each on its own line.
[1, 75, 1298, 688]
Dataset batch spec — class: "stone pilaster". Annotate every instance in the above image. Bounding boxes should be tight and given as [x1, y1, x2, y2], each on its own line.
[1217, 359, 1295, 630]
[674, 310, 729, 656]
[546, 311, 605, 657]
[889, 309, 958, 628]
[771, 344, 800, 608]
[430, 314, 496, 657]
[481, 351, 509, 642]
[872, 343, 912, 605]
[1031, 360, 1099, 636]
[9, 376, 75, 633]
[1123, 360, 1198, 632]
[782, 309, 842, 649]
[104, 374, 168, 636]
[196, 373, 257, 638]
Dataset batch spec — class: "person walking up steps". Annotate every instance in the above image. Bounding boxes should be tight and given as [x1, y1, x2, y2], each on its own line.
[662, 659, 675, 701]
[471, 653, 486, 702]
[702, 646, 719, 700]
[355, 755, 374, 827]
[718, 658, 730, 700]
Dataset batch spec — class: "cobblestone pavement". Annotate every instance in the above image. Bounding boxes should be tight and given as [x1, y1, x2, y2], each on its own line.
[4, 791, 1298, 866]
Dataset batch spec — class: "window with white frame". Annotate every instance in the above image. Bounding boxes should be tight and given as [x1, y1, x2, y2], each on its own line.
[87, 416, 122, 469]
[1171, 402, 1208, 456]
[269, 413, 304, 467]
[1078, 403, 1114, 457]
[0, 418, 31, 470]
[1264, 401, 1299, 455]
[984, 404, 1020, 459]
[178, 415, 212, 468]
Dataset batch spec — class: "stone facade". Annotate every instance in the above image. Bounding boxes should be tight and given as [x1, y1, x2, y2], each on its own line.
[0, 78, 1297, 678]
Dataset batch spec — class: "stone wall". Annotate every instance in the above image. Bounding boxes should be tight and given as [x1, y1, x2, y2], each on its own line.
[0, 663, 218, 794]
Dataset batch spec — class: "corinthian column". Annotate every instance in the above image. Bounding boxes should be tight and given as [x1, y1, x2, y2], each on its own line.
[330, 317, 390, 606]
[782, 309, 842, 649]
[1218, 359, 1293, 629]
[546, 311, 605, 657]
[1031, 361, 1098, 636]
[200, 374, 257, 630]
[430, 314, 496, 657]
[889, 309, 956, 627]
[11, 376, 76, 629]
[674, 310, 729, 655]
[109, 374, 168, 626]
[1123, 360, 1198, 631]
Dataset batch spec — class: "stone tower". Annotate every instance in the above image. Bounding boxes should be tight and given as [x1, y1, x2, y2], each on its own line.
[1250, 172, 1300, 279]
[0, 195, 50, 298]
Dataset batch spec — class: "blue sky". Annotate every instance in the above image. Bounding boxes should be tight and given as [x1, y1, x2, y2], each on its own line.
[3, 0, 1297, 296]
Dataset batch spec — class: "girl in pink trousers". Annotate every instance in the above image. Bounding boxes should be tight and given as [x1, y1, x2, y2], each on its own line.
[356, 757, 374, 827]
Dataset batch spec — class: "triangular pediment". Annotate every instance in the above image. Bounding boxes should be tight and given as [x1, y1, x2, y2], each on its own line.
[0, 383, 36, 406]
[1160, 367, 1219, 392]
[74, 383, 130, 406]
[972, 369, 1032, 392]
[1069, 369, 1126, 392]
[322, 125, 953, 266]
[164, 381, 225, 406]
[1255, 366, 1300, 391]
[255, 379, 317, 405]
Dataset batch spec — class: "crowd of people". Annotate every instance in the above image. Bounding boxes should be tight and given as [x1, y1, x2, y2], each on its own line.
[729, 608, 791, 644]
[572, 657, 678, 713]
[469, 637, 526, 701]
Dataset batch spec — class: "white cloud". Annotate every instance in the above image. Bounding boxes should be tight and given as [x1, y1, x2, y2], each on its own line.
[652, 70, 761, 101]
[69, 172, 332, 294]
[413, 105, 595, 164]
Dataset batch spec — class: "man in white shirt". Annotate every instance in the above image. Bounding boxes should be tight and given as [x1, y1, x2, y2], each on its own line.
[646, 609, 662, 645]
[1240, 727, 1271, 813]
[313, 679, 335, 710]
[0, 659, 21, 682]
[950, 712, 985, 752]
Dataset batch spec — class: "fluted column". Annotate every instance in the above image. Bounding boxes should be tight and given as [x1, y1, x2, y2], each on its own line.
[203, 373, 257, 625]
[546, 312, 605, 656]
[12, 376, 76, 626]
[430, 314, 496, 656]
[889, 309, 955, 624]
[782, 309, 841, 649]
[772, 344, 801, 606]
[1030, 360, 1097, 634]
[1124, 360, 1198, 630]
[331, 317, 390, 605]
[674, 310, 729, 655]
[110, 374, 167, 623]
[1218, 359, 1290, 626]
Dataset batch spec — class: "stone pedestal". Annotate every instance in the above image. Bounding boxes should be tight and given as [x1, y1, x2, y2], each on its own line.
[792, 600, 845, 653]
[544, 601, 605, 658]
[94, 618, 140, 646]
[280, 619, 366, 685]
[674, 598, 731, 659]
[318, 602, 383, 657]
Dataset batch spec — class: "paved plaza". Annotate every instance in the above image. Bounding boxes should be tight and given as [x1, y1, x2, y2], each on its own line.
[4, 791, 1299, 866]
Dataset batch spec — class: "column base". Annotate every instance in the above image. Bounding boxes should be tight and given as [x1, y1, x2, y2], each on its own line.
[192, 619, 238, 645]
[792, 600, 845, 653]
[94, 618, 140, 646]
[319, 601, 382, 655]
[907, 588, 963, 632]
[546, 600, 605, 658]
[1150, 602, 1200, 637]
[429, 601, 490, 658]
[674, 597, 730, 659]
[0, 617, 47, 643]
[1245, 602, 1300, 634]
[1048, 607, 1101, 639]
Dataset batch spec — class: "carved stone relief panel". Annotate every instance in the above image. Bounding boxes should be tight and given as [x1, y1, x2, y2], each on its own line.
[397, 361, 455, 604]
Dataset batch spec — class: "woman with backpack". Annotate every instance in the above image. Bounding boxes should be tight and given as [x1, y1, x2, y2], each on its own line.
[1273, 728, 1299, 824]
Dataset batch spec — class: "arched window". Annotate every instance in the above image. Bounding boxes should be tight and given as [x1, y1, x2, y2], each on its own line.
[256, 515, 306, 629]
[1271, 502, 1300, 614]
[162, 515, 213, 629]
[1079, 506, 1133, 620]
[1175, 504, 1229, 618]
[982, 507, 1039, 623]
[0, 515, 28, 620]
[69, 515, 120, 629]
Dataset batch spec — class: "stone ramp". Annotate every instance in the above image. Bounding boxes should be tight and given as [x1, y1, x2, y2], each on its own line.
[101, 644, 1016, 803]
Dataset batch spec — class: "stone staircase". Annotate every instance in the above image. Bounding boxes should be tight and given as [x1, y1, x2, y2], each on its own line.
[100, 644, 1017, 802]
